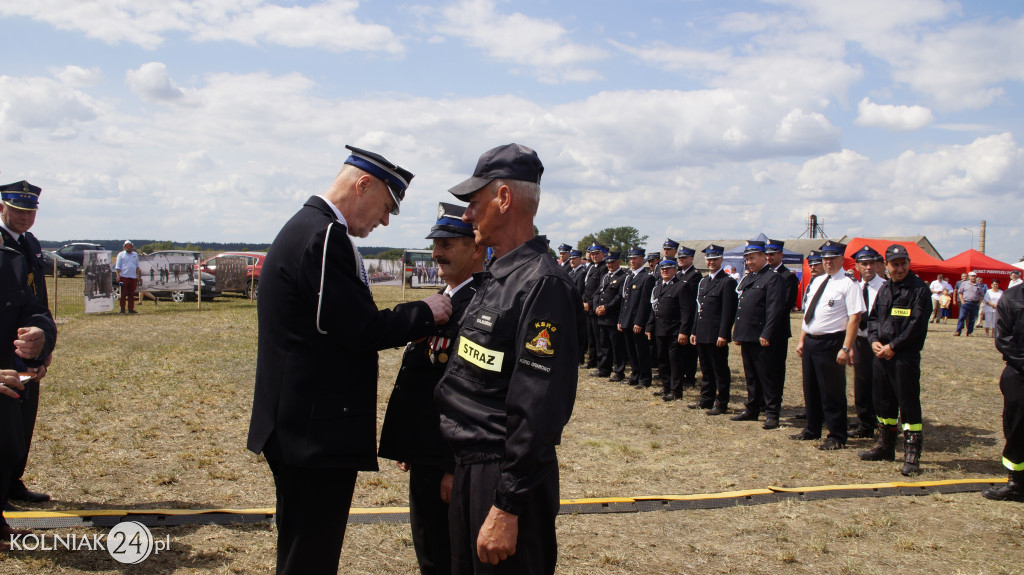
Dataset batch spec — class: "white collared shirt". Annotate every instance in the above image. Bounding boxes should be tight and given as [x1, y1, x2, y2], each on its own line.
[444, 276, 474, 298]
[802, 270, 866, 335]
[0, 221, 22, 243]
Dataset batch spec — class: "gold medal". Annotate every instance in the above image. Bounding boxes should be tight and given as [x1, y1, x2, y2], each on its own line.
[438, 352, 449, 364]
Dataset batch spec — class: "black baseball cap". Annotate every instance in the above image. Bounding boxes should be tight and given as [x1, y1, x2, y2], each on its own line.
[449, 143, 544, 200]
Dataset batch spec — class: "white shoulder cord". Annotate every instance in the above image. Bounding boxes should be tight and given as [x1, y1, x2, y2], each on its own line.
[315, 222, 334, 335]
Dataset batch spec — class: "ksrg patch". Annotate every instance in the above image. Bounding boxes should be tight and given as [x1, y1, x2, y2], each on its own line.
[525, 320, 557, 357]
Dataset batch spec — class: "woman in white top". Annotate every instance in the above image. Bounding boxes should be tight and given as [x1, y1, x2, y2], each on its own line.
[982, 279, 1003, 337]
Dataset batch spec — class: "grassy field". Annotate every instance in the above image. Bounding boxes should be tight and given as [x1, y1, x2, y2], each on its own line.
[2, 285, 1022, 573]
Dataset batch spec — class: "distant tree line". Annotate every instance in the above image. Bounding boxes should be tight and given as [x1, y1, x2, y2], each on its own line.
[38, 239, 272, 253]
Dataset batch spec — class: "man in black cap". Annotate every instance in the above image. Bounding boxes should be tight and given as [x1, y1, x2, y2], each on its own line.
[436, 143, 583, 574]
[674, 246, 702, 389]
[379, 202, 485, 575]
[984, 279, 1024, 501]
[619, 247, 655, 389]
[583, 244, 608, 371]
[0, 180, 53, 505]
[791, 241, 865, 450]
[850, 245, 886, 439]
[731, 241, 788, 429]
[690, 245, 737, 414]
[860, 244, 932, 475]
[248, 145, 452, 574]
[647, 259, 688, 401]
[557, 244, 572, 272]
[595, 251, 628, 381]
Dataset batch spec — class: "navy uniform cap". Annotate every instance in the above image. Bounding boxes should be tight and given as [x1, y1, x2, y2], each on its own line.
[677, 246, 696, 258]
[569, 249, 582, 258]
[557, 243, 571, 253]
[646, 253, 660, 262]
[627, 247, 645, 258]
[587, 243, 606, 253]
[819, 240, 846, 258]
[743, 240, 766, 255]
[764, 239, 785, 253]
[344, 145, 414, 215]
[885, 244, 910, 262]
[607, 251, 621, 261]
[703, 244, 725, 259]
[0, 180, 41, 211]
[662, 238, 679, 250]
[426, 202, 474, 239]
[854, 245, 882, 262]
[449, 143, 544, 200]
[807, 250, 823, 264]
[659, 259, 678, 268]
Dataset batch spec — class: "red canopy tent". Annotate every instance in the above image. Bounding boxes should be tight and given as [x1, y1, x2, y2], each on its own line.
[941, 249, 1018, 285]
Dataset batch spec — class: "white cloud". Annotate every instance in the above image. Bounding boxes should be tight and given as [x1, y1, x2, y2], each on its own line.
[125, 62, 198, 105]
[854, 98, 934, 131]
[433, 0, 607, 83]
[0, 74, 100, 140]
[52, 65, 103, 87]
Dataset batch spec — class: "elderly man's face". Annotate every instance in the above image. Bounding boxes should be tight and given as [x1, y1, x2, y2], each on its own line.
[462, 184, 501, 247]
[349, 177, 395, 238]
[0, 204, 36, 235]
[432, 236, 480, 284]
[661, 266, 677, 281]
[887, 258, 910, 282]
[124, 243, 134, 253]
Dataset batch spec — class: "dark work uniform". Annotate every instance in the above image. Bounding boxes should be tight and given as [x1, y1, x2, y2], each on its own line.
[676, 266, 703, 387]
[618, 267, 654, 387]
[0, 227, 50, 496]
[248, 197, 436, 575]
[594, 267, 627, 377]
[852, 276, 886, 434]
[733, 265, 788, 419]
[867, 270, 931, 432]
[995, 284, 1024, 472]
[436, 235, 583, 575]
[0, 246, 56, 525]
[379, 282, 476, 575]
[647, 275, 686, 398]
[773, 263, 799, 400]
[693, 270, 738, 408]
[568, 264, 589, 364]
[582, 261, 607, 368]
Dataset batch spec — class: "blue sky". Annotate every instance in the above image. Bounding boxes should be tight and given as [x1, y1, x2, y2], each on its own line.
[2, 0, 1022, 262]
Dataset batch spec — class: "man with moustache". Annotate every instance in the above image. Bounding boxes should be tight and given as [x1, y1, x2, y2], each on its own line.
[379, 203, 485, 575]
[583, 244, 608, 371]
[595, 251, 628, 381]
[690, 245, 737, 414]
[647, 260, 687, 401]
[731, 241, 789, 429]
[618, 247, 655, 389]
[849, 245, 886, 439]
[674, 246, 702, 389]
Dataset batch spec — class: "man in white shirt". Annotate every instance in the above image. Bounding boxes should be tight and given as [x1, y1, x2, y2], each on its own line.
[929, 274, 948, 324]
[115, 240, 141, 314]
[791, 241, 866, 450]
[850, 245, 887, 439]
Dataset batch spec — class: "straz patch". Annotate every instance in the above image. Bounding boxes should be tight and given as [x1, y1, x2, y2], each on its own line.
[457, 337, 504, 371]
[525, 320, 557, 357]
[891, 307, 911, 317]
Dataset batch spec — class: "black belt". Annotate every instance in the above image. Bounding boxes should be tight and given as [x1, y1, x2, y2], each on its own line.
[805, 331, 845, 340]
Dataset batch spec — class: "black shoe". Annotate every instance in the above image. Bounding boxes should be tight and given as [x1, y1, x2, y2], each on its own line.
[10, 487, 50, 503]
[793, 412, 807, 420]
[589, 370, 611, 377]
[789, 430, 821, 441]
[632, 382, 649, 389]
[652, 389, 665, 396]
[706, 406, 728, 416]
[662, 394, 676, 402]
[762, 417, 780, 430]
[128, 310, 138, 314]
[688, 402, 712, 410]
[3, 501, 21, 512]
[609, 372, 625, 382]
[983, 471, 1024, 502]
[818, 437, 846, 451]
[119, 310, 126, 314]
[848, 426, 875, 439]
[731, 410, 758, 421]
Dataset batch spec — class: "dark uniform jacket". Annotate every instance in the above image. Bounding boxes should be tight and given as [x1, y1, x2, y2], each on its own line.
[733, 265, 787, 343]
[594, 267, 627, 327]
[568, 263, 588, 297]
[677, 266, 703, 338]
[583, 261, 608, 308]
[0, 228, 49, 310]
[694, 270, 738, 344]
[435, 235, 583, 515]
[996, 284, 1024, 374]
[248, 196, 435, 471]
[867, 270, 932, 354]
[775, 263, 798, 338]
[378, 282, 476, 469]
[618, 268, 654, 329]
[646, 276, 687, 337]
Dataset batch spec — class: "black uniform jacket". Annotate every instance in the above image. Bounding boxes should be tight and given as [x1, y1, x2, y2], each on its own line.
[594, 267, 627, 326]
[733, 265, 787, 343]
[996, 284, 1024, 374]
[866, 270, 932, 354]
[435, 235, 584, 516]
[775, 263, 798, 337]
[694, 270, 738, 344]
[618, 268, 654, 329]
[646, 275, 687, 337]
[676, 266, 703, 337]
[0, 228, 49, 310]
[583, 261, 608, 308]
[248, 196, 435, 471]
[378, 282, 477, 470]
[568, 263, 588, 297]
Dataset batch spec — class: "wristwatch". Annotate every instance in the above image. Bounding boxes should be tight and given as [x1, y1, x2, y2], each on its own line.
[841, 346, 851, 353]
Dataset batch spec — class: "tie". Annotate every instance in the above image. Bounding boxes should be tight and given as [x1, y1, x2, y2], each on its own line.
[803, 276, 830, 324]
[860, 282, 870, 330]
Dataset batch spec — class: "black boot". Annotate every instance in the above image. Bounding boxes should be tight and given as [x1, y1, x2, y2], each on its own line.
[858, 423, 898, 461]
[982, 470, 1024, 502]
[901, 430, 922, 476]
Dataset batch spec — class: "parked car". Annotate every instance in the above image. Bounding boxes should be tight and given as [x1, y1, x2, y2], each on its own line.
[200, 252, 266, 299]
[41, 250, 82, 277]
[55, 242, 105, 265]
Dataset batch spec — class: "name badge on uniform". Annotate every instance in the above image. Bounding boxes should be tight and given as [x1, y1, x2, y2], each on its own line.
[473, 309, 499, 333]
[891, 307, 911, 317]
[458, 336, 504, 371]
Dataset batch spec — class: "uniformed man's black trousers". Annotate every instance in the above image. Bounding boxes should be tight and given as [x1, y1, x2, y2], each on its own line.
[409, 463, 451, 575]
[740, 342, 783, 418]
[696, 343, 730, 407]
[655, 335, 683, 396]
[872, 351, 922, 428]
[1000, 365, 1024, 471]
[449, 460, 559, 575]
[852, 336, 876, 430]
[586, 313, 601, 368]
[800, 332, 848, 442]
[11, 380, 40, 491]
[0, 395, 26, 528]
[623, 329, 652, 386]
[598, 324, 625, 376]
[680, 342, 698, 385]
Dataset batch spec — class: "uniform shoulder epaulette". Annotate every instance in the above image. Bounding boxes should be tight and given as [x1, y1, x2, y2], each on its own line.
[0, 245, 22, 255]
